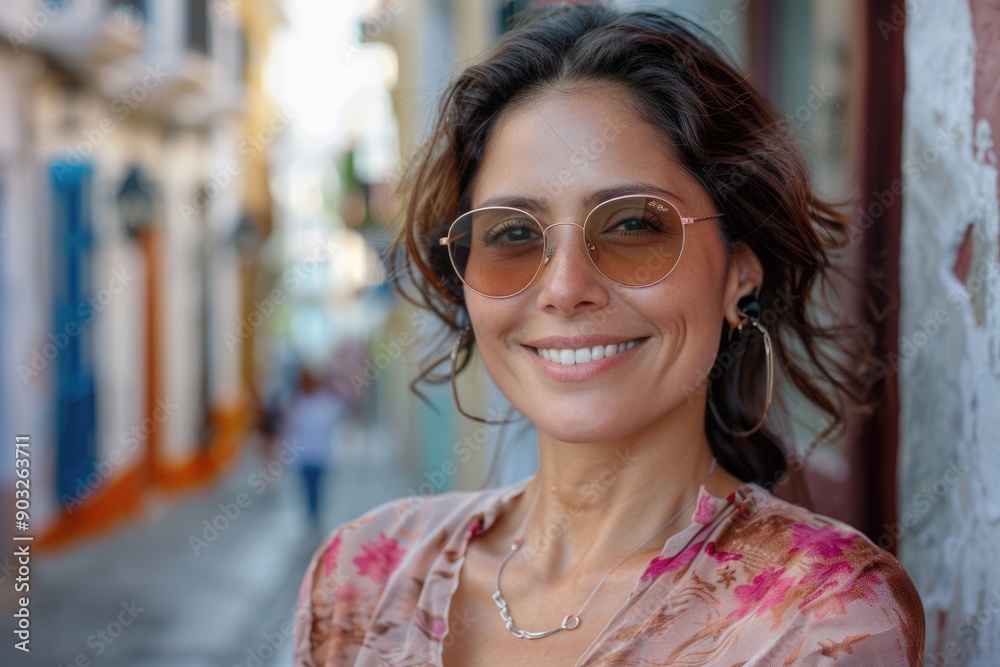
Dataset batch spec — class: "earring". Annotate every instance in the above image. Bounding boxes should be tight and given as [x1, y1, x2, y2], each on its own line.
[450, 326, 510, 425]
[708, 287, 774, 437]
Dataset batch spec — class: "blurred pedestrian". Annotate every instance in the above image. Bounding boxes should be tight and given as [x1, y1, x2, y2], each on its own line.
[280, 367, 346, 531]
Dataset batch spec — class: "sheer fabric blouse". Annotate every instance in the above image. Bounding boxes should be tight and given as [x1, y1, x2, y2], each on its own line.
[292, 479, 925, 666]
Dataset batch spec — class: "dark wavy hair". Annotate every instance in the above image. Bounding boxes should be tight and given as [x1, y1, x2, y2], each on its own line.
[387, 4, 876, 488]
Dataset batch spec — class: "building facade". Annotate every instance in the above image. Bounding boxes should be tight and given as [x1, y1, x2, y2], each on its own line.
[0, 0, 284, 548]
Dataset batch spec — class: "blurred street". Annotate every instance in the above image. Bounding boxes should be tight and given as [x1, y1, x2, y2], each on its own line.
[0, 422, 411, 667]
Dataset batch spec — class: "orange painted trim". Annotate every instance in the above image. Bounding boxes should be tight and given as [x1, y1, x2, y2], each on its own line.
[155, 399, 250, 492]
[38, 462, 146, 550]
[38, 396, 252, 551]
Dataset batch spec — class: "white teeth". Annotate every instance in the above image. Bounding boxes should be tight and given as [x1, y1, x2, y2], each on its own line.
[537, 340, 640, 365]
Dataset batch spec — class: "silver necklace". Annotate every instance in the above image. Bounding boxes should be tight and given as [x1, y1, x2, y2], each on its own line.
[492, 458, 717, 640]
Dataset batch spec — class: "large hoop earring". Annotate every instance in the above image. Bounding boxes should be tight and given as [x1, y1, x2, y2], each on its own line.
[450, 326, 510, 425]
[708, 290, 774, 437]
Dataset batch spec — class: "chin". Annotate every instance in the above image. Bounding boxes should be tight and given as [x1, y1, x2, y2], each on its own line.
[518, 401, 644, 445]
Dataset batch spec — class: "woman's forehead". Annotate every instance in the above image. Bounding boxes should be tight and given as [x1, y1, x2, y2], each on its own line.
[470, 88, 698, 211]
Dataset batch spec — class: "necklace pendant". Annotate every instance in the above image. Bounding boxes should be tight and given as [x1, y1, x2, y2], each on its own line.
[492, 589, 582, 640]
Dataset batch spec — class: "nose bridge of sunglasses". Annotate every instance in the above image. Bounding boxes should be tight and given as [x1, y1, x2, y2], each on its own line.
[540, 222, 592, 266]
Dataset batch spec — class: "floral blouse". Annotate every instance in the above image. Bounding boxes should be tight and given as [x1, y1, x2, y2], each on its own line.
[292, 479, 925, 666]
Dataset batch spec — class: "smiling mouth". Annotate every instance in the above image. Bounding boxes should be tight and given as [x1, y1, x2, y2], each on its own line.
[534, 338, 646, 365]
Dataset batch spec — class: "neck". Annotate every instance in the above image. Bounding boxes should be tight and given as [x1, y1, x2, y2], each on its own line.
[515, 420, 741, 579]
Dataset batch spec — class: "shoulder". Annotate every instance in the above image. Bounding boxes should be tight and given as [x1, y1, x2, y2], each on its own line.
[710, 484, 925, 664]
[726, 483, 912, 576]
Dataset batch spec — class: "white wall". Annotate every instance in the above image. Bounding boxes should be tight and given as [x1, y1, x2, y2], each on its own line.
[0, 51, 59, 530]
[898, 1, 1000, 665]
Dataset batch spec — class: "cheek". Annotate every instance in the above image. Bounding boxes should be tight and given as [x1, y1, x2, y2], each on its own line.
[467, 296, 516, 366]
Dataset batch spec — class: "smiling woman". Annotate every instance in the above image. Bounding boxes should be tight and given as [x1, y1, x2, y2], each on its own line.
[292, 5, 924, 666]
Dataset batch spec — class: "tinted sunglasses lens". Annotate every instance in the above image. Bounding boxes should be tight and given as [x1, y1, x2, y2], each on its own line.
[585, 196, 684, 286]
[448, 208, 544, 297]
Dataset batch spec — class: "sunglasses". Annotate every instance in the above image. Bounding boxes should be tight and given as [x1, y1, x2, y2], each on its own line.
[438, 194, 724, 298]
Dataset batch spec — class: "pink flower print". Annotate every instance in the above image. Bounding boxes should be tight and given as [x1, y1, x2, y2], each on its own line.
[705, 542, 743, 563]
[641, 541, 704, 582]
[353, 532, 406, 584]
[799, 559, 855, 589]
[797, 560, 855, 616]
[728, 566, 795, 620]
[322, 533, 343, 576]
[788, 524, 857, 560]
[415, 607, 449, 642]
[839, 568, 883, 607]
[432, 617, 447, 637]
[692, 493, 717, 524]
[333, 581, 367, 605]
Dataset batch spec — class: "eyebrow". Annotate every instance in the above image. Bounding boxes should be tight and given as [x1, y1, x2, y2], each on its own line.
[474, 182, 688, 212]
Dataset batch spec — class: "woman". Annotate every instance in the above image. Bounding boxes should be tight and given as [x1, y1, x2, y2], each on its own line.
[292, 5, 925, 666]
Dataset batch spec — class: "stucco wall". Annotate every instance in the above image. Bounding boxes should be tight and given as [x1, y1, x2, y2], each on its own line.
[898, 0, 1000, 665]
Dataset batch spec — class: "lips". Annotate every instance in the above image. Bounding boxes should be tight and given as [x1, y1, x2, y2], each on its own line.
[537, 340, 641, 365]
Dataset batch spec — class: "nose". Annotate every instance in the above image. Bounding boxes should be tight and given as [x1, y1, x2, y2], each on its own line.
[533, 222, 610, 315]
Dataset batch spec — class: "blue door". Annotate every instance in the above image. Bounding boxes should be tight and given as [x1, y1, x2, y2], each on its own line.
[51, 162, 98, 501]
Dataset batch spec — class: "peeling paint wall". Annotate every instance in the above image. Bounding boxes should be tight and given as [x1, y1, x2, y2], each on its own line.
[898, 0, 1000, 665]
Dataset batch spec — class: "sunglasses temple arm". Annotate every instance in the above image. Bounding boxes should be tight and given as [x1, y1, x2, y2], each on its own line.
[681, 213, 725, 225]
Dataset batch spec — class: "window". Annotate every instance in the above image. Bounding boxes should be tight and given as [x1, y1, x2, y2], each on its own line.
[186, 0, 210, 55]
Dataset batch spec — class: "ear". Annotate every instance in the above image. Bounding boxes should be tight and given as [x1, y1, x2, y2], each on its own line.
[723, 243, 764, 328]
